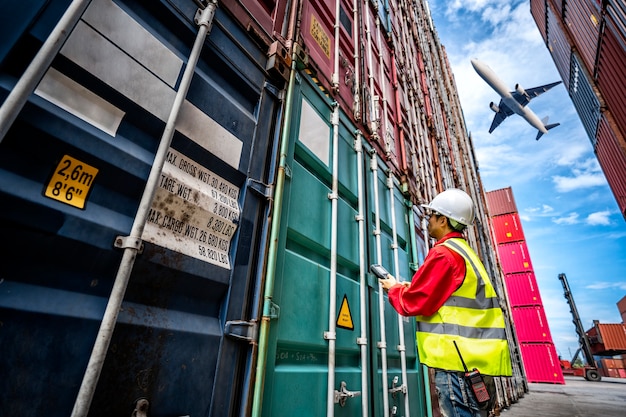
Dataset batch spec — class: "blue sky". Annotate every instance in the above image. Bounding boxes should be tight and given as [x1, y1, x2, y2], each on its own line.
[427, 0, 626, 359]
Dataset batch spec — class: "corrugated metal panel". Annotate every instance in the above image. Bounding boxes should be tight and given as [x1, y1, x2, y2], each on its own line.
[587, 323, 626, 353]
[220, 0, 288, 47]
[0, 1, 281, 415]
[547, 1, 572, 91]
[505, 272, 543, 307]
[597, 13, 626, 140]
[511, 306, 554, 343]
[563, 0, 602, 75]
[497, 241, 534, 274]
[491, 213, 525, 244]
[531, 0, 547, 42]
[569, 52, 601, 145]
[486, 187, 518, 216]
[519, 343, 565, 384]
[595, 114, 626, 219]
[606, 1, 626, 48]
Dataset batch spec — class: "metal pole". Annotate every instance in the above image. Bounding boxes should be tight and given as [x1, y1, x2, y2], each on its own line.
[70, 3, 218, 416]
[0, 0, 93, 143]
[387, 172, 411, 417]
[370, 150, 390, 417]
[354, 132, 369, 417]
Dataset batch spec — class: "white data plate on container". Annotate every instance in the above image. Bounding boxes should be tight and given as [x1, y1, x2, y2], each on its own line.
[142, 149, 240, 268]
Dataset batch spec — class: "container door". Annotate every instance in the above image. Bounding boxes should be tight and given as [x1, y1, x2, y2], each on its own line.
[261, 73, 426, 416]
[0, 1, 282, 416]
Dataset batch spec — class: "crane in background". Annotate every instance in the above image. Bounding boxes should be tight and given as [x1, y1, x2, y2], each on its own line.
[558, 273, 602, 381]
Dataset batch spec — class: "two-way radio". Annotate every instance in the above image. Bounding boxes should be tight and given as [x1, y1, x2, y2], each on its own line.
[453, 341, 490, 406]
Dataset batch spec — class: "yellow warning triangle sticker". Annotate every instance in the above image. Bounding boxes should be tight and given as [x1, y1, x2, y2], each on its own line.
[336, 294, 354, 331]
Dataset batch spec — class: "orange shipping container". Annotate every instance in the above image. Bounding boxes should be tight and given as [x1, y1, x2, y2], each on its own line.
[587, 322, 626, 355]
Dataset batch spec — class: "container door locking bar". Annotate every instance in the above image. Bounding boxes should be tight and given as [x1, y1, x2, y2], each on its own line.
[388, 375, 407, 397]
[333, 381, 361, 407]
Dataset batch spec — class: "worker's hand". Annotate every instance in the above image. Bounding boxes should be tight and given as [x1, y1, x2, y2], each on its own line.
[379, 274, 398, 292]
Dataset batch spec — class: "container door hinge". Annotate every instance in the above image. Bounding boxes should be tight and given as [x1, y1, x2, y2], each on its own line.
[334, 381, 361, 407]
[247, 178, 274, 199]
[225, 320, 258, 343]
[115, 236, 144, 253]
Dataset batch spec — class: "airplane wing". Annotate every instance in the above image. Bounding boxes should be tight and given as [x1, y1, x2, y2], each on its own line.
[512, 81, 562, 107]
[489, 100, 514, 133]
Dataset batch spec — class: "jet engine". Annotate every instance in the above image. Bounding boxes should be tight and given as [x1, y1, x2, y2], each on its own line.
[489, 102, 500, 113]
[515, 83, 530, 99]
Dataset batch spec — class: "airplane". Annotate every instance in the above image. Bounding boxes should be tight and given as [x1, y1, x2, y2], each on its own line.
[471, 58, 562, 140]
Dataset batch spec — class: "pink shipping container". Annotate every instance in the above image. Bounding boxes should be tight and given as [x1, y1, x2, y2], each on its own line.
[511, 306, 553, 343]
[486, 187, 518, 216]
[491, 213, 525, 244]
[619, 369, 626, 378]
[505, 272, 543, 307]
[497, 241, 534, 274]
[595, 114, 626, 219]
[519, 343, 565, 384]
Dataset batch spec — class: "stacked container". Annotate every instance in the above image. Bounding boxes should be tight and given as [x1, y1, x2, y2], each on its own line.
[530, 0, 626, 220]
[487, 187, 565, 384]
[0, 1, 524, 416]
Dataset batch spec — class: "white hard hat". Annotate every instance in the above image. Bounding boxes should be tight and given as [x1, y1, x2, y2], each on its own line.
[421, 188, 475, 226]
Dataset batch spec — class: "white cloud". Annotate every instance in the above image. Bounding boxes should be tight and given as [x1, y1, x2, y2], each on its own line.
[552, 212, 579, 225]
[586, 210, 612, 226]
[552, 172, 607, 192]
[585, 281, 626, 290]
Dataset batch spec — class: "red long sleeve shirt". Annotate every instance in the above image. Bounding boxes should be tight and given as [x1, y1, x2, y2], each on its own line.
[388, 232, 467, 317]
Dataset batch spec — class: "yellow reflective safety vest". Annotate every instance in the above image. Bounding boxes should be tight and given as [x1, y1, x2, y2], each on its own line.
[415, 238, 512, 376]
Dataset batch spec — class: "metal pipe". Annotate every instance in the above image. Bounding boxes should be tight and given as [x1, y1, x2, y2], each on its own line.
[387, 172, 410, 417]
[375, 8, 391, 156]
[354, 131, 369, 417]
[352, 0, 361, 122]
[363, 0, 379, 138]
[370, 150, 390, 417]
[70, 3, 218, 416]
[0, 0, 93, 143]
[325, 0, 342, 413]
[250, 1, 303, 413]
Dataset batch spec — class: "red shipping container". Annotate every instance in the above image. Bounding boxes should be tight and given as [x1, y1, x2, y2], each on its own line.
[595, 114, 626, 219]
[530, 0, 546, 41]
[519, 343, 565, 384]
[221, 0, 288, 47]
[546, 1, 572, 91]
[486, 187, 518, 216]
[563, 0, 602, 75]
[505, 272, 543, 307]
[587, 322, 626, 355]
[491, 213, 525, 244]
[511, 306, 554, 343]
[618, 295, 626, 320]
[497, 241, 534, 274]
[597, 11, 626, 141]
[619, 369, 626, 378]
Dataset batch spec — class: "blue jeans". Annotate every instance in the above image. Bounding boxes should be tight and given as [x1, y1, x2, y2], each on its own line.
[434, 370, 490, 417]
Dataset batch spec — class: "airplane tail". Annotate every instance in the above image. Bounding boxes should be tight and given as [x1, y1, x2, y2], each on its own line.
[536, 116, 560, 140]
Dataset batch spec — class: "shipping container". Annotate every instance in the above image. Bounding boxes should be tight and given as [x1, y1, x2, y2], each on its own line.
[546, 0, 573, 91]
[569, 52, 601, 145]
[563, 0, 602, 75]
[596, 12, 626, 140]
[486, 187, 518, 216]
[0, 0, 284, 415]
[595, 113, 626, 219]
[505, 272, 543, 307]
[490, 212, 526, 244]
[497, 241, 534, 274]
[0, 0, 526, 415]
[618, 295, 626, 322]
[531, 0, 547, 42]
[511, 306, 553, 343]
[518, 342, 565, 384]
[587, 322, 626, 355]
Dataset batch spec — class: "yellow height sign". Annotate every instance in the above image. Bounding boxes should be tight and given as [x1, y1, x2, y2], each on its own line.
[336, 295, 354, 331]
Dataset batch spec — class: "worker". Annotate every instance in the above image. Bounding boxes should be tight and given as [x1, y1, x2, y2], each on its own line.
[378, 188, 512, 417]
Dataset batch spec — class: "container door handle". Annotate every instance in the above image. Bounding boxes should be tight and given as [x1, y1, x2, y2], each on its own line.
[333, 381, 361, 407]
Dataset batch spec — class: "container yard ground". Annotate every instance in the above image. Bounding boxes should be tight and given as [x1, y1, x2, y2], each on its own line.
[501, 375, 626, 416]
